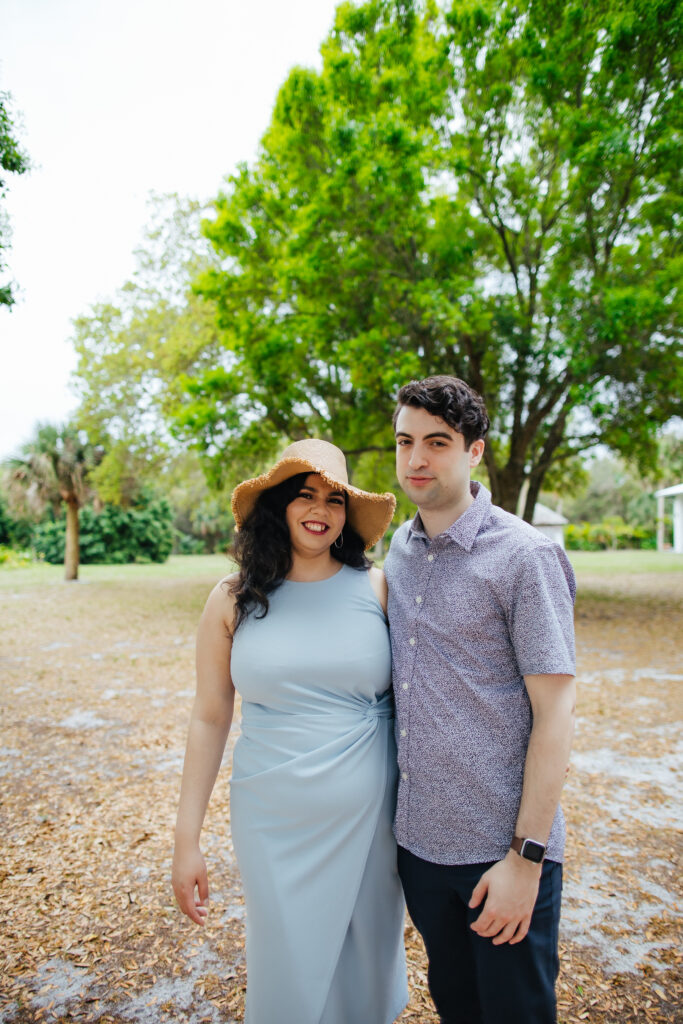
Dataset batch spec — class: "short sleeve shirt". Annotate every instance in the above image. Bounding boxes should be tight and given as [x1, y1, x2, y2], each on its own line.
[384, 482, 576, 865]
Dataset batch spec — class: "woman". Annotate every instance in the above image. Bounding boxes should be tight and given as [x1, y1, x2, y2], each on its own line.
[172, 439, 408, 1024]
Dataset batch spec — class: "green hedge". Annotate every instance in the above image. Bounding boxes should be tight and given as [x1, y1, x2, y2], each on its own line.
[33, 498, 174, 564]
[565, 516, 657, 551]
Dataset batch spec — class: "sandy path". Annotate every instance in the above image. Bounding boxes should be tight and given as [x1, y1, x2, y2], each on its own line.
[0, 567, 680, 1023]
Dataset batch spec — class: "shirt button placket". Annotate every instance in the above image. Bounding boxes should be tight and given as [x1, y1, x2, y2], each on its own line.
[403, 546, 434, 846]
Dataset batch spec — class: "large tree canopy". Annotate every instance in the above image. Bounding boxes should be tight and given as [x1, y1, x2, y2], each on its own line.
[0, 91, 30, 307]
[179, 0, 682, 513]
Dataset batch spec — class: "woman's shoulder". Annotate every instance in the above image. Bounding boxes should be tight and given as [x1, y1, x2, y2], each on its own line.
[202, 573, 239, 627]
[366, 565, 388, 616]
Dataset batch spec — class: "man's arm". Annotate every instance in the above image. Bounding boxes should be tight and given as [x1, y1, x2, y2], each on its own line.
[469, 672, 576, 945]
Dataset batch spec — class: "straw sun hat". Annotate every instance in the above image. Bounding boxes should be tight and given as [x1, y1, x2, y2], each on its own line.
[231, 439, 396, 550]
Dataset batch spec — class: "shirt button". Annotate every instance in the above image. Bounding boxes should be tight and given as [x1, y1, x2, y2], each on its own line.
[427, 553, 434, 561]
[402, 683, 408, 690]
[400, 729, 407, 737]
[402, 772, 408, 781]
[409, 637, 416, 646]
[415, 596, 422, 604]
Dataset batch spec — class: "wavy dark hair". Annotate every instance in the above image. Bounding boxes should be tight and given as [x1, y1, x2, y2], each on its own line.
[229, 472, 371, 632]
[393, 375, 490, 448]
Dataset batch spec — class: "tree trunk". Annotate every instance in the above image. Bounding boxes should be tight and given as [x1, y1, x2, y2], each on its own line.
[64, 497, 80, 581]
[523, 473, 543, 525]
[488, 461, 526, 515]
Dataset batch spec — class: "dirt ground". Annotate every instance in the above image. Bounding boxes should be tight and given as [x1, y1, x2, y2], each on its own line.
[0, 564, 681, 1024]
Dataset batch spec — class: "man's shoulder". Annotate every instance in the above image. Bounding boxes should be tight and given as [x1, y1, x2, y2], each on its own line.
[482, 505, 576, 597]
[394, 517, 414, 539]
[387, 519, 414, 553]
[484, 503, 558, 553]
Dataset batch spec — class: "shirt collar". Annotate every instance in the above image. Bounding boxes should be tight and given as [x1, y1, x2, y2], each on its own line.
[407, 481, 492, 552]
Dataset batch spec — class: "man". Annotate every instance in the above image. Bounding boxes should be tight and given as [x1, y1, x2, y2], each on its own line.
[384, 375, 576, 1024]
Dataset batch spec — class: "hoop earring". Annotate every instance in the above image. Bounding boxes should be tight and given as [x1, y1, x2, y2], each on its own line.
[334, 531, 344, 550]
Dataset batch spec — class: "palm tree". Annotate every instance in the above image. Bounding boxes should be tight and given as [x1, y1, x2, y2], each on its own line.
[5, 423, 103, 580]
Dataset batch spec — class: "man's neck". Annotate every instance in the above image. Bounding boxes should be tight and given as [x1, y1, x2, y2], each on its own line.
[418, 487, 475, 540]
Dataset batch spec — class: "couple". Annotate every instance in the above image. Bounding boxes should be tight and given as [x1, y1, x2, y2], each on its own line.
[172, 375, 577, 1024]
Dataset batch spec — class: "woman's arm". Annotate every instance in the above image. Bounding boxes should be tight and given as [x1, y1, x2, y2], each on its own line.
[172, 576, 237, 925]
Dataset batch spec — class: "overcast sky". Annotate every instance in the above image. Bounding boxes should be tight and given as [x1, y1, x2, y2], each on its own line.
[0, 0, 341, 458]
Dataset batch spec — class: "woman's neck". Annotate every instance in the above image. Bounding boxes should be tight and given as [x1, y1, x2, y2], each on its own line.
[286, 551, 342, 582]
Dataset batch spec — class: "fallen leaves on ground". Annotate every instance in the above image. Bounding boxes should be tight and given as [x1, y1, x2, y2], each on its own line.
[0, 566, 680, 1023]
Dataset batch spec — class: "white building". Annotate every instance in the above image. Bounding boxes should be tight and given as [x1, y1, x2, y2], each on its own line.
[532, 503, 569, 549]
[654, 483, 683, 554]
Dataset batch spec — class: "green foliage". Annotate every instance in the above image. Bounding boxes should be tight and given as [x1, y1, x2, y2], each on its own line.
[71, 194, 224, 504]
[0, 91, 30, 307]
[564, 457, 652, 523]
[186, 0, 449, 486]
[172, 529, 208, 556]
[185, 0, 682, 510]
[68, 0, 682, 518]
[3, 421, 106, 579]
[565, 517, 657, 551]
[0, 495, 33, 547]
[0, 544, 36, 568]
[32, 496, 174, 565]
[161, 451, 234, 553]
[643, 433, 683, 486]
[4, 423, 104, 518]
[559, 453, 673, 547]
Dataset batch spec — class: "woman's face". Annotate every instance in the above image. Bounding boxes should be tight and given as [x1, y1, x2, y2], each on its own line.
[285, 473, 346, 557]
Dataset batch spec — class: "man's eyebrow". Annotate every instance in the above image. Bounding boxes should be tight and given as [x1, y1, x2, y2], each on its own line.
[395, 430, 454, 441]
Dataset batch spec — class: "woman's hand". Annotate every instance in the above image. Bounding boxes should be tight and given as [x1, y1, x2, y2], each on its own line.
[172, 841, 210, 926]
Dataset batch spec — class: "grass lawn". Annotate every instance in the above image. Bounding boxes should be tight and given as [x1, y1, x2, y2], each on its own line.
[567, 549, 683, 574]
[1, 547, 681, 590]
[0, 552, 235, 588]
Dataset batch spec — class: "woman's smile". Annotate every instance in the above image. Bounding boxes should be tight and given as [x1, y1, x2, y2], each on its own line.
[302, 520, 329, 533]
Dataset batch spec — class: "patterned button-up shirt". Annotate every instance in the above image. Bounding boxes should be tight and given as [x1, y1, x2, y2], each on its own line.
[384, 482, 576, 865]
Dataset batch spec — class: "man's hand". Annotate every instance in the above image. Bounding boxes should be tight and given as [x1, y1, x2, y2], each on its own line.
[469, 850, 542, 945]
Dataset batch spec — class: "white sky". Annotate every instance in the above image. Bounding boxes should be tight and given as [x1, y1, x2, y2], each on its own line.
[0, 0, 341, 458]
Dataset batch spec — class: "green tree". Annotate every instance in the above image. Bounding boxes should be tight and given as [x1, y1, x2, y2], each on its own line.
[72, 193, 224, 502]
[185, 0, 448, 489]
[442, 0, 683, 517]
[0, 91, 30, 307]
[182, 0, 681, 511]
[564, 457, 649, 523]
[4, 424, 103, 580]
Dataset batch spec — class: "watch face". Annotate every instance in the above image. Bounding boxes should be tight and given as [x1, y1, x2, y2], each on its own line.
[522, 839, 545, 863]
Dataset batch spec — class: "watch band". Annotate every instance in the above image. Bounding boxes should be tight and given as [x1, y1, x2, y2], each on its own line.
[510, 835, 546, 863]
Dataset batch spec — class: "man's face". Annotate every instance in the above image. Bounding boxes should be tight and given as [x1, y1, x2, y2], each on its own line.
[394, 404, 484, 512]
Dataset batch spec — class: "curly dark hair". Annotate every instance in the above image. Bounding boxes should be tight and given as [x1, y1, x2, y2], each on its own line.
[229, 472, 371, 632]
[393, 375, 490, 449]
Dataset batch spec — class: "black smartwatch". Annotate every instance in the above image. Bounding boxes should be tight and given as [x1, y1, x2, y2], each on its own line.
[510, 836, 546, 863]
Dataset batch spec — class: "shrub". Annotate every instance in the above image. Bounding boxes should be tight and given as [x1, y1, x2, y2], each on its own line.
[33, 497, 174, 564]
[565, 517, 657, 551]
[173, 529, 208, 555]
[0, 496, 34, 548]
[0, 544, 36, 568]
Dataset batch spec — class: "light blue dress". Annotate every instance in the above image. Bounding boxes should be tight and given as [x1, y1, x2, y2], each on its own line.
[229, 565, 408, 1024]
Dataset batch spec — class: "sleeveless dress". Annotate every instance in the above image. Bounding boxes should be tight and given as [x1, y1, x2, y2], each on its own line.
[229, 564, 408, 1024]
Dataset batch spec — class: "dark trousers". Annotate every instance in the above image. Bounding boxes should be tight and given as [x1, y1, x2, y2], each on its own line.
[398, 846, 562, 1024]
